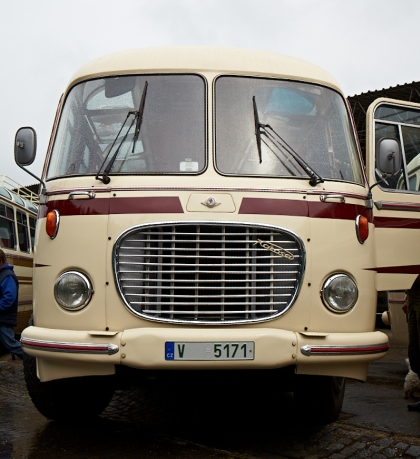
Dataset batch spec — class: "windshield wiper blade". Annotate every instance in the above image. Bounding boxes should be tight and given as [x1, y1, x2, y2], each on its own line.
[260, 138, 300, 176]
[95, 112, 137, 184]
[132, 81, 148, 153]
[261, 123, 324, 187]
[252, 96, 263, 163]
[96, 81, 148, 184]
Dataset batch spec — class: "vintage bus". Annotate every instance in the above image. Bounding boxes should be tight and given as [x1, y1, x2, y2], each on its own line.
[15, 47, 420, 424]
[0, 175, 38, 334]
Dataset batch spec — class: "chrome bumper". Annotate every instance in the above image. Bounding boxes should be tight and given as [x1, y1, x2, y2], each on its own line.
[21, 326, 389, 380]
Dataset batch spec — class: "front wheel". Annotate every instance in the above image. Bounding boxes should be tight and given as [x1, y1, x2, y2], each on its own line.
[23, 351, 115, 421]
[293, 375, 345, 424]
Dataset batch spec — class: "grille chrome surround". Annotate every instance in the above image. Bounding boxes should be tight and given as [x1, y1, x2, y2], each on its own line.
[114, 222, 305, 325]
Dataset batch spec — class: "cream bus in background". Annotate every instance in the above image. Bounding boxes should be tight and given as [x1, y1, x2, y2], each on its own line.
[14, 47, 420, 424]
[0, 175, 38, 334]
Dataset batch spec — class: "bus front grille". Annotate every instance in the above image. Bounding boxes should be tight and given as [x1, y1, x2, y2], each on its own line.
[114, 222, 305, 324]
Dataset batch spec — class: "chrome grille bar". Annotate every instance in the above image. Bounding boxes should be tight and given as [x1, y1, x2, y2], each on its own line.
[142, 309, 280, 314]
[114, 222, 305, 324]
[121, 278, 297, 284]
[123, 285, 294, 290]
[126, 294, 291, 300]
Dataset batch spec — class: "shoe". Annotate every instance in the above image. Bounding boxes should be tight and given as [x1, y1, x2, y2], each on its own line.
[407, 401, 420, 411]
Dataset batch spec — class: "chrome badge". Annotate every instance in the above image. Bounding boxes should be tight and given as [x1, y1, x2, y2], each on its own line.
[253, 239, 295, 260]
[201, 197, 220, 208]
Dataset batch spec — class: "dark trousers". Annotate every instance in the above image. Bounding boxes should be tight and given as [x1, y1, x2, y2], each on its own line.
[408, 293, 420, 376]
[0, 324, 23, 359]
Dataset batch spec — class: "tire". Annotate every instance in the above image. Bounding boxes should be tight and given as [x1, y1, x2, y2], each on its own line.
[23, 351, 116, 421]
[22, 316, 115, 421]
[293, 375, 346, 424]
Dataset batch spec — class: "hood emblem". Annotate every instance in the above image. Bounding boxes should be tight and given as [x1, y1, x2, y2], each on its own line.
[201, 197, 221, 208]
[253, 239, 295, 260]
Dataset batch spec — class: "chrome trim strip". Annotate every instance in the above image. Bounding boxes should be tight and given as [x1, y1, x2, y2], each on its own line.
[21, 337, 119, 355]
[46, 187, 110, 196]
[388, 298, 406, 304]
[45, 186, 368, 201]
[142, 309, 279, 314]
[301, 342, 389, 356]
[374, 201, 420, 212]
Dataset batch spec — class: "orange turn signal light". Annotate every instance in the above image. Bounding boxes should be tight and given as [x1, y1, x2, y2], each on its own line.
[46, 210, 60, 239]
[355, 215, 369, 244]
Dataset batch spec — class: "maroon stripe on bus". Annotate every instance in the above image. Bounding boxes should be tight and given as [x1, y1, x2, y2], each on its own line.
[39, 197, 183, 218]
[366, 265, 420, 274]
[374, 217, 420, 229]
[239, 198, 372, 221]
[109, 197, 183, 214]
[308, 202, 372, 221]
[38, 199, 110, 218]
[239, 198, 308, 216]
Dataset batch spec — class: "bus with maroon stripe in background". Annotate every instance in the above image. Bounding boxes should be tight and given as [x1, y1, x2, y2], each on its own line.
[14, 47, 419, 424]
[0, 175, 38, 336]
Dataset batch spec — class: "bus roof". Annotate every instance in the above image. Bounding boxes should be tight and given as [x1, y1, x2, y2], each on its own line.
[68, 46, 343, 94]
[0, 175, 38, 213]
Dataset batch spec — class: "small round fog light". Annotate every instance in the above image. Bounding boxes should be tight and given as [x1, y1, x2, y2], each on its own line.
[54, 271, 93, 311]
[321, 274, 358, 313]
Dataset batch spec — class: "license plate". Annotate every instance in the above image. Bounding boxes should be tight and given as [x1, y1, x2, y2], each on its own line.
[165, 341, 255, 361]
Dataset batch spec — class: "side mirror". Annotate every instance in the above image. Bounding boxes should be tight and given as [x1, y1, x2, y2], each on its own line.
[15, 127, 37, 166]
[376, 138, 402, 177]
[14, 126, 47, 204]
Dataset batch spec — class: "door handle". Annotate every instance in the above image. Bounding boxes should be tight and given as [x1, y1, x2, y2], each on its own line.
[68, 191, 96, 200]
[319, 194, 345, 204]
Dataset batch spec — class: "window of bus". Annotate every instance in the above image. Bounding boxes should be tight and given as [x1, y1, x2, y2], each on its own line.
[214, 76, 363, 184]
[47, 74, 206, 179]
[0, 204, 16, 250]
[29, 216, 36, 251]
[16, 211, 30, 253]
[374, 104, 420, 191]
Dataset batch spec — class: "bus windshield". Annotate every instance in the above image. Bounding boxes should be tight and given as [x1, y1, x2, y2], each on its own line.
[215, 76, 363, 184]
[47, 74, 206, 179]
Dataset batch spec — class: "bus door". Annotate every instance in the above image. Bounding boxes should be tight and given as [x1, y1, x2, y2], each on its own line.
[367, 98, 420, 292]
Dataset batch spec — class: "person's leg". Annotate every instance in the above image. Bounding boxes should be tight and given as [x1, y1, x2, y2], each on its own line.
[408, 300, 420, 375]
[407, 299, 420, 410]
[0, 324, 23, 359]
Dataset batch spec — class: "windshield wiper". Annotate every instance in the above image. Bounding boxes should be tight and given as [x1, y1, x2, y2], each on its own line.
[253, 96, 263, 163]
[252, 96, 322, 185]
[259, 122, 324, 187]
[132, 81, 148, 153]
[95, 112, 136, 184]
[96, 81, 148, 184]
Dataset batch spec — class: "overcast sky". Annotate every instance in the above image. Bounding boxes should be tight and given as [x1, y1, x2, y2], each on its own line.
[1, 0, 419, 185]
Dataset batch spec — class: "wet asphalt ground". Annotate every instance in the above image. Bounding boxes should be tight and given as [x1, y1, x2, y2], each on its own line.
[1, 329, 420, 459]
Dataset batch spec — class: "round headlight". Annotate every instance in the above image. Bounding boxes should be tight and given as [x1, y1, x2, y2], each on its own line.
[321, 274, 358, 313]
[54, 271, 93, 311]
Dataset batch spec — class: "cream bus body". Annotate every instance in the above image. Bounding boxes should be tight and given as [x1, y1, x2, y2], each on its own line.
[16, 47, 420, 423]
[0, 175, 38, 334]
